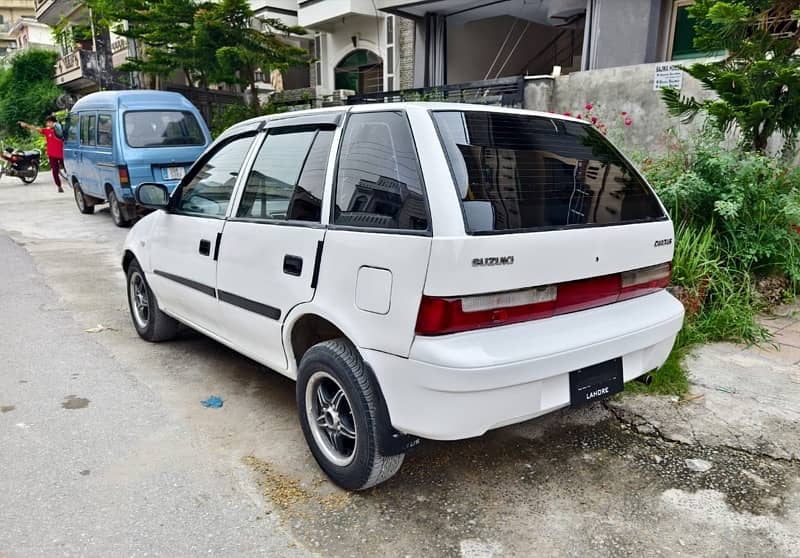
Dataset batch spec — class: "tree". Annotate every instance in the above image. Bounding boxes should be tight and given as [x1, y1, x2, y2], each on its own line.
[87, 0, 310, 108]
[662, 1, 800, 152]
[0, 50, 61, 135]
[193, 0, 309, 110]
[86, 0, 202, 87]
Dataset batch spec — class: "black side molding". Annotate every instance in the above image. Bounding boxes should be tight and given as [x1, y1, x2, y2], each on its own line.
[153, 270, 216, 298]
[310, 241, 324, 289]
[218, 290, 281, 320]
[213, 232, 222, 261]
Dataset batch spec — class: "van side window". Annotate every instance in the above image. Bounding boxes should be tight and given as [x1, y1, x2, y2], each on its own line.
[237, 128, 334, 223]
[334, 112, 428, 231]
[176, 134, 255, 218]
[66, 113, 78, 142]
[97, 113, 112, 147]
[80, 114, 96, 147]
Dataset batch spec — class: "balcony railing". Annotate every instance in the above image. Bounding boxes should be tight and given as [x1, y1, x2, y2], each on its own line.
[54, 48, 98, 89]
[346, 76, 526, 108]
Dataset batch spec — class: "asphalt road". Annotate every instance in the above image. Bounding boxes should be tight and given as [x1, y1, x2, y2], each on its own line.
[1, 176, 798, 558]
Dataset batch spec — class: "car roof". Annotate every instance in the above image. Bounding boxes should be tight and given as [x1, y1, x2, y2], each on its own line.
[227, 102, 587, 132]
[70, 90, 198, 112]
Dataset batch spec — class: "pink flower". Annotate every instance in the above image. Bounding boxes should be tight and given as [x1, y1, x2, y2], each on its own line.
[624, 116, 633, 126]
[576, 114, 582, 119]
[585, 103, 593, 111]
[591, 116, 598, 124]
[563, 112, 572, 117]
[620, 111, 628, 116]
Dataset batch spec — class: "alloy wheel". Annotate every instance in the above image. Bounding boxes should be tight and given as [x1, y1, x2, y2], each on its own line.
[305, 371, 358, 467]
[129, 271, 150, 330]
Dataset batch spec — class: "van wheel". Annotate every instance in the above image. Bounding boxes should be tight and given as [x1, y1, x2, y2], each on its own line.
[126, 259, 179, 342]
[297, 339, 404, 490]
[109, 190, 131, 227]
[73, 181, 94, 214]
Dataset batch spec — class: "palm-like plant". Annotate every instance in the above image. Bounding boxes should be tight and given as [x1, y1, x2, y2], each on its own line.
[662, 0, 800, 153]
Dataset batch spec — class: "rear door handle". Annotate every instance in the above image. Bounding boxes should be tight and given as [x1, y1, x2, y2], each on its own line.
[199, 239, 211, 256]
[283, 255, 303, 276]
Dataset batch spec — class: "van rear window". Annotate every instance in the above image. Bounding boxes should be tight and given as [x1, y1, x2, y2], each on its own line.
[432, 111, 665, 234]
[124, 111, 205, 148]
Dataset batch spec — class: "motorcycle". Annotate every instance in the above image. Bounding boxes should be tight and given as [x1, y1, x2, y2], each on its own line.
[0, 146, 40, 184]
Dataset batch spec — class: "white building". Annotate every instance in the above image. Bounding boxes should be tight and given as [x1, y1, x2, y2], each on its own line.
[7, 15, 54, 54]
[263, 0, 721, 103]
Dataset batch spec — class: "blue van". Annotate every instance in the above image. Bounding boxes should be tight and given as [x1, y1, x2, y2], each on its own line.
[64, 90, 212, 227]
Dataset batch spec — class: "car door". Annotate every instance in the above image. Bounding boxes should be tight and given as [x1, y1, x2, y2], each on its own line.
[215, 119, 338, 372]
[78, 112, 101, 196]
[62, 111, 79, 178]
[147, 132, 257, 333]
[93, 112, 116, 195]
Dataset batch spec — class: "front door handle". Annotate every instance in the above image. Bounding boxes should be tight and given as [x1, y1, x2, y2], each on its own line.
[283, 255, 303, 276]
[199, 239, 211, 256]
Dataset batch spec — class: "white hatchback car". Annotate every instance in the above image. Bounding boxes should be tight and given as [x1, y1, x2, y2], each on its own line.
[123, 103, 684, 490]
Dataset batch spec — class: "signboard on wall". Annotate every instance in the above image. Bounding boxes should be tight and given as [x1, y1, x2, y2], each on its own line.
[653, 63, 683, 90]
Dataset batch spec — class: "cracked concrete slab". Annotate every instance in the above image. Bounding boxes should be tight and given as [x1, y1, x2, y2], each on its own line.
[609, 306, 800, 461]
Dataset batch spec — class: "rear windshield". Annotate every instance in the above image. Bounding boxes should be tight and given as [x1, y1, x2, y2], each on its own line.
[432, 111, 665, 234]
[124, 111, 205, 148]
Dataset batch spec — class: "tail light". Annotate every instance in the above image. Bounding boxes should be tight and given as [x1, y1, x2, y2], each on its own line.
[619, 263, 671, 300]
[415, 263, 672, 336]
[119, 165, 130, 188]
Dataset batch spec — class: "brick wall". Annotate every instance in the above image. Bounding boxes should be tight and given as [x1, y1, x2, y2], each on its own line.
[397, 17, 415, 90]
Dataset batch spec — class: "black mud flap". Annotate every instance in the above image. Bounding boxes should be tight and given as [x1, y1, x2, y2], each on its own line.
[364, 362, 421, 455]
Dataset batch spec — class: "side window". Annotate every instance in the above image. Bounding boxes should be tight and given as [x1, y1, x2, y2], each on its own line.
[176, 134, 255, 218]
[80, 114, 96, 146]
[66, 112, 78, 142]
[237, 127, 334, 222]
[334, 112, 428, 231]
[97, 113, 113, 147]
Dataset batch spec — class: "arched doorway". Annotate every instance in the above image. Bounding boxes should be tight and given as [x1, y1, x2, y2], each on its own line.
[334, 49, 383, 94]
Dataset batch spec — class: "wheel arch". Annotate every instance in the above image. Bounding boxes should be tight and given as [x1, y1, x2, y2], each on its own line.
[122, 249, 136, 273]
[285, 310, 356, 373]
[288, 312, 419, 457]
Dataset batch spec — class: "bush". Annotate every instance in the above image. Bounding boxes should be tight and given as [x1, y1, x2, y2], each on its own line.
[0, 50, 61, 136]
[631, 127, 798, 395]
[644, 127, 800, 290]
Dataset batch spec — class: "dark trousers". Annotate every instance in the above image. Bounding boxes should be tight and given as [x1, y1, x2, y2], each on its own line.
[49, 157, 63, 188]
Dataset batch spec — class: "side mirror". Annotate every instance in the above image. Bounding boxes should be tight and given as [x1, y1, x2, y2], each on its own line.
[135, 182, 170, 209]
[463, 200, 495, 232]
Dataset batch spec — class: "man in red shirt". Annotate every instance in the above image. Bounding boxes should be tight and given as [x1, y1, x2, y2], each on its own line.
[19, 116, 65, 193]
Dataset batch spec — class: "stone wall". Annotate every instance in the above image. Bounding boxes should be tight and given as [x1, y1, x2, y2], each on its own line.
[397, 17, 415, 90]
[524, 60, 719, 154]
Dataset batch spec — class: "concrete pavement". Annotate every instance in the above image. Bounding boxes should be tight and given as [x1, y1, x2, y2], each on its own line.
[1, 176, 799, 558]
[0, 212, 307, 557]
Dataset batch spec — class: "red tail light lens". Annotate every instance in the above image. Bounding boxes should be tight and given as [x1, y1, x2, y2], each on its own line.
[416, 286, 557, 335]
[119, 166, 130, 187]
[415, 263, 672, 336]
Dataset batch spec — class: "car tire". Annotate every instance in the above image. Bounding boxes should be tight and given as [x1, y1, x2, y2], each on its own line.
[73, 181, 94, 214]
[297, 338, 404, 490]
[109, 189, 131, 227]
[126, 259, 179, 342]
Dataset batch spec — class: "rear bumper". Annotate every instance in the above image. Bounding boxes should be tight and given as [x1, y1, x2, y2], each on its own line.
[363, 290, 684, 440]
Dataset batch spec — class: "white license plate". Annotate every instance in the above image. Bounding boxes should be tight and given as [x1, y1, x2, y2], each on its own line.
[165, 166, 185, 180]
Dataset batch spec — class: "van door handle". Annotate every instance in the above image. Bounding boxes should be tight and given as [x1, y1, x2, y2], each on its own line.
[283, 255, 303, 276]
[199, 239, 211, 256]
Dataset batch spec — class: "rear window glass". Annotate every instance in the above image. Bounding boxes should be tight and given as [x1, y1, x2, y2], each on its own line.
[124, 111, 205, 148]
[433, 111, 665, 234]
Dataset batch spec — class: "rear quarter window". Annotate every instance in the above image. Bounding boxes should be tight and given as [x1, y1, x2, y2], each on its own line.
[333, 111, 429, 232]
[433, 111, 665, 234]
